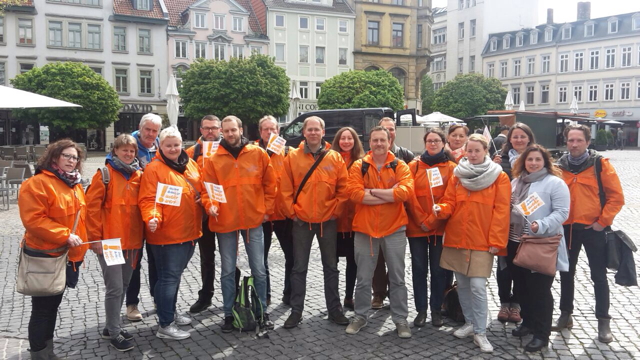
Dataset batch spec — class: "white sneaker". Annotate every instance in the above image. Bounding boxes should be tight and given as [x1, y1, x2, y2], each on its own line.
[473, 334, 494, 353]
[156, 323, 190, 340]
[453, 322, 474, 338]
[345, 316, 367, 335]
[174, 313, 192, 326]
[396, 320, 412, 339]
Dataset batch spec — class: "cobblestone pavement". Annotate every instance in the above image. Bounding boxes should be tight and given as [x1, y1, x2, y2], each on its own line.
[1, 150, 639, 359]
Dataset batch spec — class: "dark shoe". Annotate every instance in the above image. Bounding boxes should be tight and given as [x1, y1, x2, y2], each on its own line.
[524, 337, 548, 352]
[102, 328, 133, 341]
[260, 313, 275, 330]
[431, 311, 444, 327]
[45, 339, 62, 360]
[413, 311, 427, 327]
[371, 295, 384, 309]
[281, 294, 291, 306]
[512, 325, 531, 337]
[551, 311, 573, 331]
[497, 306, 510, 322]
[110, 334, 135, 352]
[267, 296, 271, 307]
[189, 299, 212, 314]
[598, 318, 613, 343]
[343, 299, 354, 311]
[284, 311, 303, 329]
[221, 316, 235, 333]
[29, 346, 49, 360]
[508, 307, 522, 323]
[329, 311, 349, 326]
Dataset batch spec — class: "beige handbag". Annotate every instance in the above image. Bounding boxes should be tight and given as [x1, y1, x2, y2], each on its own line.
[16, 239, 68, 297]
[513, 234, 562, 276]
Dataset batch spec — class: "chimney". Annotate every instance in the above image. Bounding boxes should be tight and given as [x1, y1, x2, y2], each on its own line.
[547, 8, 554, 25]
[577, 2, 591, 21]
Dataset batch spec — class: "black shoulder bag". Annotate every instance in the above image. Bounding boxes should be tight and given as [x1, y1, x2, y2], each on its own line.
[293, 150, 327, 205]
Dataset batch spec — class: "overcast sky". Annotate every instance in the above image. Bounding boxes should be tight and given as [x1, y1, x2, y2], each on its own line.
[431, 0, 640, 24]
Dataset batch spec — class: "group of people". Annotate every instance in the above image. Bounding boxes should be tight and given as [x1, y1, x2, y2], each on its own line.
[18, 113, 624, 358]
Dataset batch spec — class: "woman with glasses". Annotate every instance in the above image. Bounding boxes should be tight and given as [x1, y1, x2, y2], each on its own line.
[19, 139, 89, 359]
[405, 129, 456, 328]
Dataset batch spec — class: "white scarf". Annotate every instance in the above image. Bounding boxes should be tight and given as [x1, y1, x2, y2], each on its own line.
[454, 155, 503, 191]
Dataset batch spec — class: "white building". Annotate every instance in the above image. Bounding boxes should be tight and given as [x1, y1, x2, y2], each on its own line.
[481, 3, 640, 146]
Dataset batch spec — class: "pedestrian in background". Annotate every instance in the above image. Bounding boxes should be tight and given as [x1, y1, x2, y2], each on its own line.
[86, 134, 143, 352]
[19, 139, 89, 359]
[490, 125, 509, 157]
[445, 124, 469, 163]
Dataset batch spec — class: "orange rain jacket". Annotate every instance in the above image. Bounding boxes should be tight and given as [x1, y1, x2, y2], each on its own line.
[85, 164, 143, 250]
[405, 159, 457, 238]
[255, 139, 292, 221]
[557, 153, 624, 227]
[185, 137, 204, 168]
[19, 169, 88, 262]
[280, 141, 349, 223]
[138, 153, 203, 245]
[348, 152, 413, 238]
[435, 171, 511, 254]
[201, 143, 277, 233]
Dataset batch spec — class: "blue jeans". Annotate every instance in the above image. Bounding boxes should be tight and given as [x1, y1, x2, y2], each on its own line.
[408, 235, 450, 313]
[148, 241, 195, 327]
[218, 226, 267, 317]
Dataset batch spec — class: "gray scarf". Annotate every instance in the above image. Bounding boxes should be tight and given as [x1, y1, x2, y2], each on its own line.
[112, 155, 141, 176]
[568, 150, 589, 166]
[454, 155, 503, 191]
[510, 168, 549, 237]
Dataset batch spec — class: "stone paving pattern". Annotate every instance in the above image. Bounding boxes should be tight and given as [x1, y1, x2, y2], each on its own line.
[1, 151, 639, 359]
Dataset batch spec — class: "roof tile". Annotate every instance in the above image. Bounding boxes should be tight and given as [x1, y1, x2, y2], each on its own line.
[113, 0, 168, 20]
[164, 0, 196, 27]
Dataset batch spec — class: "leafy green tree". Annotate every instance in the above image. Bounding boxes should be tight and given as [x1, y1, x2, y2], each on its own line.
[10, 62, 121, 140]
[432, 73, 507, 119]
[420, 76, 435, 115]
[180, 55, 290, 125]
[317, 70, 404, 111]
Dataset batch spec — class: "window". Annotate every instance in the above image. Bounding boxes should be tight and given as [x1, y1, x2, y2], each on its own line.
[545, 28, 553, 42]
[392, 23, 403, 47]
[315, 46, 325, 64]
[339, 20, 348, 33]
[214, 43, 225, 60]
[542, 55, 550, 73]
[574, 52, 583, 71]
[315, 82, 322, 98]
[18, 19, 33, 44]
[390, 68, 406, 90]
[530, 31, 538, 45]
[516, 33, 523, 47]
[87, 24, 101, 49]
[339, 48, 347, 65]
[527, 57, 535, 75]
[585, 23, 594, 37]
[608, 20, 618, 34]
[526, 86, 534, 104]
[513, 59, 521, 77]
[299, 17, 309, 30]
[573, 86, 583, 102]
[299, 81, 309, 99]
[590, 50, 599, 70]
[20, 63, 34, 73]
[558, 86, 567, 103]
[469, 55, 475, 72]
[232, 17, 243, 32]
[541, 85, 549, 103]
[214, 14, 225, 30]
[487, 63, 494, 77]
[459, 0, 464, 9]
[637, 82, 640, 99]
[175, 40, 187, 58]
[275, 43, 284, 62]
[470, 20, 476, 37]
[490, 38, 497, 51]
[316, 18, 325, 31]
[0, 17, 4, 43]
[115, 68, 128, 93]
[275, 14, 285, 27]
[367, 21, 379, 45]
[559, 54, 569, 73]
[503, 36, 511, 49]
[136, 0, 150, 10]
[195, 13, 206, 28]
[138, 29, 150, 53]
[604, 83, 614, 101]
[605, 48, 615, 69]
[49, 21, 62, 47]
[500, 61, 507, 78]
[512, 87, 520, 104]
[417, 24, 422, 49]
[139, 70, 152, 95]
[621, 46, 631, 67]
[458, 58, 463, 73]
[68, 23, 81, 48]
[391, 0, 403, 4]
[0, 62, 5, 85]
[620, 82, 630, 100]
[433, 28, 446, 44]
[432, 57, 445, 71]
[299, 45, 308, 63]
[458, 22, 464, 39]
[588, 85, 598, 102]
[232, 45, 243, 58]
[250, 46, 261, 55]
[195, 42, 206, 59]
[562, 27, 571, 40]
[634, 17, 640, 31]
[114, 27, 126, 51]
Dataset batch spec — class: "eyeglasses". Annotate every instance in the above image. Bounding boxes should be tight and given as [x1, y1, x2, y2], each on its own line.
[426, 140, 443, 145]
[60, 153, 79, 162]
[201, 126, 220, 132]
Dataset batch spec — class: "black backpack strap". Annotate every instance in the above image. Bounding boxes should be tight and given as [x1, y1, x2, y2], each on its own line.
[389, 158, 398, 171]
[362, 159, 398, 176]
[361, 162, 370, 176]
[293, 150, 327, 205]
[98, 167, 110, 204]
[192, 143, 202, 161]
[595, 156, 606, 210]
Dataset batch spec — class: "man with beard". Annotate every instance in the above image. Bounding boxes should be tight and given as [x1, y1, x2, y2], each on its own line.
[201, 115, 276, 332]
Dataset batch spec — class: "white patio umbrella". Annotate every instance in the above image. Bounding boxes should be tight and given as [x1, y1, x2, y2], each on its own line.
[165, 74, 180, 127]
[518, 101, 526, 111]
[0, 85, 82, 109]
[288, 80, 300, 121]
[569, 97, 579, 114]
[417, 111, 464, 124]
[504, 90, 514, 110]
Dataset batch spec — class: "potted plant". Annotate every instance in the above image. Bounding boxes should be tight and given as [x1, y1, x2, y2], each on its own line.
[595, 129, 608, 151]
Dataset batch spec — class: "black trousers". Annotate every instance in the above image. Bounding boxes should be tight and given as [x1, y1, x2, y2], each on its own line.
[126, 242, 157, 306]
[519, 269, 555, 341]
[263, 218, 294, 298]
[560, 225, 610, 319]
[502, 240, 523, 306]
[337, 232, 357, 300]
[196, 216, 217, 302]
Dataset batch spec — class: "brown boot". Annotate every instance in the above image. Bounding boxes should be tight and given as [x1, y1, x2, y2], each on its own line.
[598, 318, 613, 343]
[551, 311, 573, 331]
[371, 295, 384, 310]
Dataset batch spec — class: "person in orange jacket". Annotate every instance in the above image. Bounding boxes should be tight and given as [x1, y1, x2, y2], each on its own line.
[405, 128, 456, 328]
[255, 115, 295, 306]
[344, 126, 414, 339]
[85, 134, 143, 352]
[280, 116, 350, 329]
[330, 126, 365, 311]
[201, 115, 277, 332]
[553, 124, 624, 343]
[138, 126, 203, 341]
[19, 139, 88, 359]
[433, 134, 511, 353]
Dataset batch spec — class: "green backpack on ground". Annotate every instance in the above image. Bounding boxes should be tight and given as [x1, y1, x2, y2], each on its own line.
[232, 276, 263, 332]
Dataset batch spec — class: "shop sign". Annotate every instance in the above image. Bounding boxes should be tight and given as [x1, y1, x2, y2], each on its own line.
[297, 101, 318, 111]
[611, 110, 634, 117]
[593, 109, 607, 118]
[121, 103, 154, 113]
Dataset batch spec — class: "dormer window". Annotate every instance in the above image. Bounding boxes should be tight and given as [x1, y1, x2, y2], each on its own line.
[633, 15, 640, 30]
[516, 33, 523, 47]
[545, 28, 553, 42]
[530, 31, 538, 44]
[584, 22, 594, 37]
[608, 19, 618, 33]
[490, 38, 497, 51]
[562, 26, 571, 40]
[135, 0, 151, 11]
[503, 36, 510, 49]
